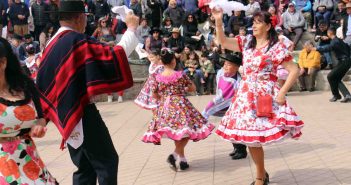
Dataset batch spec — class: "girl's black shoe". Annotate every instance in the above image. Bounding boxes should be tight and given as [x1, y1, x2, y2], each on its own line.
[179, 161, 189, 170]
[167, 155, 177, 170]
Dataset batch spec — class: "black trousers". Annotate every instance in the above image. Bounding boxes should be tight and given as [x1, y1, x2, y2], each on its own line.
[232, 143, 247, 152]
[327, 59, 351, 98]
[68, 104, 118, 185]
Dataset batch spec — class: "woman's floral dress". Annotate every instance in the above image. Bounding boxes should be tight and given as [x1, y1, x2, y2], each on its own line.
[0, 97, 57, 185]
[142, 71, 215, 144]
[216, 36, 304, 147]
[134, 63, 164, 110]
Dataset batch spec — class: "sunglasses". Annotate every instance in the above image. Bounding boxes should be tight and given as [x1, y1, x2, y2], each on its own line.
[188, 17, 193, 19]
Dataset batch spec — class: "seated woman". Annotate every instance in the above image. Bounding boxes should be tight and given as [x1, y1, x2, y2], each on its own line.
[39, 23, 55, 51]
[0, 38, 57, 184]
[92, 17, 116, 42]
[145, 27, 164, 53]
[298, 41, 321, 92]
[182, 13, 206, 50]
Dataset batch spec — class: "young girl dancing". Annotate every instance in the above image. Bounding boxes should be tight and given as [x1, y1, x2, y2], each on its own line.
[142, 48, 215, 171]
[134, 49, 164, 110]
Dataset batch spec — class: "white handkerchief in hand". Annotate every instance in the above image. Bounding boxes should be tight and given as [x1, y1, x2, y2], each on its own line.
[135, 43, 148, 59]
[111, 5, 133, 22]
[209, 0, 247, 15]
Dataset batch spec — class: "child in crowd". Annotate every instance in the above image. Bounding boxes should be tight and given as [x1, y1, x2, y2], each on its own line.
[276, 27, 294, 87]
[202, 52, 247, 160]
[200, 51, 216, 95]
[24, 44, 40, 81]
[142, 48, 215, 171]
[135, 49, 164, 110]
[184, 51, 205, 95]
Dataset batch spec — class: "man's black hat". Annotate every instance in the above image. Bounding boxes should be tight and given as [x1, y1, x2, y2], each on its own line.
[219, 53, 243, 66]
[46, 1, 88, 13]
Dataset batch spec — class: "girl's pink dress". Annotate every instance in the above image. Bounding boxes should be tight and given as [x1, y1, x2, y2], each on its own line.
[142, 71, 215, 144]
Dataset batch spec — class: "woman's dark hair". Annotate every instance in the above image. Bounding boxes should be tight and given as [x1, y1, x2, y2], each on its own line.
[0, 38, 32, 95]
[183, 13, 198, 25]
[188, 51, 199, 61]
[42, 23, 54, 38]
[150, 48, 161, 56]
[248, 11, 278, 53]
[160, 48, 175, 65]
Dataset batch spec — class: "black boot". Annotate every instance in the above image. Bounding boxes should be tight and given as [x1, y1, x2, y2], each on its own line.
[231, 144, 247, 160]
[329, 96, 342, 102]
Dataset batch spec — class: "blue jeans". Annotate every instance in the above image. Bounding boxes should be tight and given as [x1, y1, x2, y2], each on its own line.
[323, 52, 332, 65]
[315, 11, 332, 26]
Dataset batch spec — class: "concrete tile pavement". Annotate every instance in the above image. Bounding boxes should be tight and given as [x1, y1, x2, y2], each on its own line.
[34, 90, 351, 185]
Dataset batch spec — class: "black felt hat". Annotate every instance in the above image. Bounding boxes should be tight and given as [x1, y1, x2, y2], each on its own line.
[219, 53, 242, 66]
[46, 1, 88, 13]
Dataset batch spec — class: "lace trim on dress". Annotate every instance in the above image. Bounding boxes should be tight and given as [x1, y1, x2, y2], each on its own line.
[155, 71, 183, 84]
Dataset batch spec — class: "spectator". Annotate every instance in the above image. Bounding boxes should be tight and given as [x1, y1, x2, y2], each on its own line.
[298, 41, 321, 92]
[225, 10, 246, 37]
[257, 0, 270, 11]
[342, 2, 351, 45]
[181, 0, 198, 15]
[179, 44, 192, 68]
[274, 0, 289, 11]
[31, 0, 49, 41]
[39, 23, 54, 51]
[90, 0, 110, 22]
[92, 17, 116, 41]
[332, 1, 347, 27]
[268, 6, 279, 28]
[147, 0, 162, 28]
[163, 0, 185, 27]
[167, 27, 185, 54]
[48, 0, 59, 30]
[0, 2, 4, 37]
[111, 15, 127, 39]
[8, 0, 30, 36]
[200, 51, 215, 95]
[161, 17, 173, 44]
[245, 0, 261, 18]
[130, 0, 142, 18]
[183, 13, 205, 50]
[18, 34, 40, 61]
[312, 0, 333, 29]
[184, 51, 204, 95]
[145, 27, 164, 53]
[293, 0, 312, 31]
[315, 20, 333, 70]
[10, 34, 23, 59]
[24, 44, 40, 80]
[106, 0, 124, 7]
[198, 0, 211, 23]
[282, 2, 305, 49]
[136, 18, 151, 44]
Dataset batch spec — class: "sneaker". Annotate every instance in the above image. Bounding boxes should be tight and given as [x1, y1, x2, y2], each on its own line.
[107, 95, 113, 103]
[329, 96, 342, 102]
[167, 155, 177, 171]
[340, 95, 351, 103]
[179, 161, 189, 170]
[117, 96, 123, 103]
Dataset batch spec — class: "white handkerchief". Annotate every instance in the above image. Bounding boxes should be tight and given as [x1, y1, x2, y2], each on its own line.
[111, 5, 133, 22]
[135, 43, 148, 59]
[209, 0, 247, 15]
[66, 120, 84, 149]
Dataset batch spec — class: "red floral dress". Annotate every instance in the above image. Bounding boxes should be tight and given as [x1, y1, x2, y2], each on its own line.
[216, 36, 304, 147]
[142, 71, 215, 144]
[0, 98, 57, 185]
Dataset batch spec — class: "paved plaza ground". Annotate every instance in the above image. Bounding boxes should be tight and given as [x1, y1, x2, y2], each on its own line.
[35, 90, 351, 185]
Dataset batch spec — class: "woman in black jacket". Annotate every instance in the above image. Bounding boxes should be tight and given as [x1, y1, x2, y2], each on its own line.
[182, 13, 205, 50]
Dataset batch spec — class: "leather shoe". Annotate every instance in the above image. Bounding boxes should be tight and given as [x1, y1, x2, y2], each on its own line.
[340, 95, 351, 103]
[329, 96, 341, 102]
[231, 150, 247, 160]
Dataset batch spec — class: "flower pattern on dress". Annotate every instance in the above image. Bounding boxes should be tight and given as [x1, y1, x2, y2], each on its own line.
[216, 35, 304, 147]
[0, 102, 57, 185]
[142, 71, 215, 144]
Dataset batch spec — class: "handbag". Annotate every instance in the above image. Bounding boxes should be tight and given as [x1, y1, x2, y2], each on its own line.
[256, 94, 273, 118]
